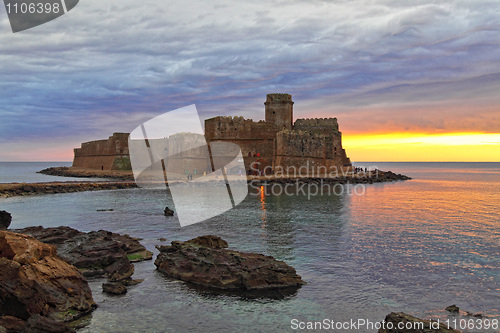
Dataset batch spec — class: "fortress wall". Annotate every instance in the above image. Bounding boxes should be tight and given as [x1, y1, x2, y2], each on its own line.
[293, 118, 339, 134]
[167, 133, 211, 176]
[205, 117, 278, 141]
[275, 130, 342, 158]
[72, 133, 131, 170]
[72, 155, 119, 170]
[207, 138, 275, 173]
[274, 130, 349, 173]
[205, 117, 278, 171]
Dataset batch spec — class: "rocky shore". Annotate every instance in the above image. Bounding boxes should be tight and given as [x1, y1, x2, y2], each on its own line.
[250, 170, 411, 186]
[0, 231, 96, 332]
[379, 312, 461, 333]
[0, 181, 138, 198]
[155, 235, 305, 292]
[0, 221, 155, 331]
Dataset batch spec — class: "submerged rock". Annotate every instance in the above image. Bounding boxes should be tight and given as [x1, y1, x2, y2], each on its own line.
[0, 211, 11, 230]
[379, 312, 461, 333]
[465, 311, 485, 318]
[0, 231, 95, 330]
[164, 207, 174, 216]
[155, 235, 305, 291]
[14, 226, 152, 281]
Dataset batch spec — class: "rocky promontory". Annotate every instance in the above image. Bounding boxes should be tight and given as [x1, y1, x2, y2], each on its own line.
[155, 235, 305, 291]
[0, 231, 96, 332]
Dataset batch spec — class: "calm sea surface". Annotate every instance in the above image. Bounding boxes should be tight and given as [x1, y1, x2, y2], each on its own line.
[0, 162, 107, 183]
[0, 162, 499, 332]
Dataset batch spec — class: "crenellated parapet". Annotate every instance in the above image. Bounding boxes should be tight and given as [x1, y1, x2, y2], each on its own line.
[205, 116, 278, 141]
[293, 118, 339, 134]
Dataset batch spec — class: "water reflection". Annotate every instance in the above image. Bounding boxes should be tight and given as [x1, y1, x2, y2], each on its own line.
[259, 185, 267, 228]
[252, 183, 350, 264]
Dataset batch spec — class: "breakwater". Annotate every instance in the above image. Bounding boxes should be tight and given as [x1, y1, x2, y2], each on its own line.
[0, 181, 138, 198]
[38, 166, 134, 180]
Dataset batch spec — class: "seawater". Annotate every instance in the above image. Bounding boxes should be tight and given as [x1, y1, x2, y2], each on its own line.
[0, 162, 107, 183]
[0, 162, 499, 332]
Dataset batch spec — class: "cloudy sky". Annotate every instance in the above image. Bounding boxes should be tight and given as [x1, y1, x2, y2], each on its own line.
[1, 0, 499, 161]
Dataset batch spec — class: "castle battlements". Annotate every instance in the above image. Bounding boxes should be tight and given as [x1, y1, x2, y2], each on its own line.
[294, 118, 338, 126]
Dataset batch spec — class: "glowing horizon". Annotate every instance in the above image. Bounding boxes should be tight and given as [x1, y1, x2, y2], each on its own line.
[343, 132, 500, 162]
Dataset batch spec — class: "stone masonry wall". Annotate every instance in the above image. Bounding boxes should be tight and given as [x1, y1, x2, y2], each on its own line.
[274, 130, 349, 173]
[264, 93, 294, 130]
[205, 116, 279, 171]
[73, 133, 131, 170]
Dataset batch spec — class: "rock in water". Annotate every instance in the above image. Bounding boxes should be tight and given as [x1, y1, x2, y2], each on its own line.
[154, 235, 305, 291]
[379, 312, 461, 333]
[164, 207, 174, 216]
[102, 282, 127, 295]
[445, 304, 460, 313]
[0, 231, 96, 328]
[0, 211, 11, 230]
[14, 226, 152, 281]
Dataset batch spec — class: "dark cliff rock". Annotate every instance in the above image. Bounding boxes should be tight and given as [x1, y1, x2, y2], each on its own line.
[13, 226, 152, 282]
[379, 312, 461, 333]
[155, 235, 305, 291]
[0, 211, 11, 230]
[0, 231, 95, 331]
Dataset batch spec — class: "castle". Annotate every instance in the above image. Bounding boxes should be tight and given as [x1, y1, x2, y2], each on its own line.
[72, 93, 351, 174]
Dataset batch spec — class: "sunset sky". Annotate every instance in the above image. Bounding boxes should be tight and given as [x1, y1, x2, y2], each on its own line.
[1, 0, 499, 162]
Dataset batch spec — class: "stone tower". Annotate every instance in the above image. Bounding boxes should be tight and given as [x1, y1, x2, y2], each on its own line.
[265, 93, 294, 130]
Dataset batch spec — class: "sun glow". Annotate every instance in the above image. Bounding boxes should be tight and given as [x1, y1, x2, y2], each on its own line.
[343, 132, 500, 162]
